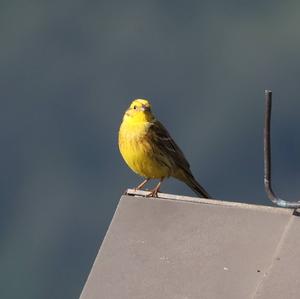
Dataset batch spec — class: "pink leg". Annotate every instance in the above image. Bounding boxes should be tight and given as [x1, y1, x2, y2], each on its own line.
[135, 178, 150, 190]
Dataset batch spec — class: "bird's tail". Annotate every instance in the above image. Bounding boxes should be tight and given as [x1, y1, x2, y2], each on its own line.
[176, 169, 211, 199]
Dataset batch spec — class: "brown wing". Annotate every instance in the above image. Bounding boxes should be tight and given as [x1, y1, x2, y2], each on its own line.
[148, 120, 211, 198]
[148, 120, 191, 173]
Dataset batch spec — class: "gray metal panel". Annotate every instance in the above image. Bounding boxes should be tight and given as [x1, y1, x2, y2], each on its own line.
[254, 215, 300, 299]
[80, 192, 295, 299]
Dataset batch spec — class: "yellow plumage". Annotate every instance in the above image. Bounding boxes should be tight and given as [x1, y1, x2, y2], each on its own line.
[118, 99, 210, 198]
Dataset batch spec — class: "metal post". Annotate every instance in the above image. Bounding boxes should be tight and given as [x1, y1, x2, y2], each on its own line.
[264, 90, 300, 208]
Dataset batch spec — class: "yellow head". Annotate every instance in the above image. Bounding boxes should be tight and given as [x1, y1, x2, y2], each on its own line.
[123, 99, 155, 123]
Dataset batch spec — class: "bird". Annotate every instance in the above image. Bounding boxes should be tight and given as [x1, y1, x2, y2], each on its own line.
[118, 99, 211, 198]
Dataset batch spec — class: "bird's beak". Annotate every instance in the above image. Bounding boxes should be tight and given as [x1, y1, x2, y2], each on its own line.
[141, 105, 150, 112]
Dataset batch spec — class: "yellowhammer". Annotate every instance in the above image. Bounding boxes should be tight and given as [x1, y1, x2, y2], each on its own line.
[118, 99, 211, 198]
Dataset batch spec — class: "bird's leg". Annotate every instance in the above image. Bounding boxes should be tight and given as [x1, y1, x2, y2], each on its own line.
[147, 178, 164, 198]
[135, 178, 150, 190]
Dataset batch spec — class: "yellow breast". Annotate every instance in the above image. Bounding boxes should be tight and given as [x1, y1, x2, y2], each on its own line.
[118, 121, 171, 179]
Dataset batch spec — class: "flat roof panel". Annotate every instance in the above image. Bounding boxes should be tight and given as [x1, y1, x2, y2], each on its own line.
[254, 215, 300, 299]
[81, 192, 293, 299]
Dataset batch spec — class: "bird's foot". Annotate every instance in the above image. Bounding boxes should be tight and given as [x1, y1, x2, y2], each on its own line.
[146, 188, 159, 198]
[145, 179, 163, 198]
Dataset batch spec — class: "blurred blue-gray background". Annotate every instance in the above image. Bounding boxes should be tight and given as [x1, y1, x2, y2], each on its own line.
[2, 0, 300, 298]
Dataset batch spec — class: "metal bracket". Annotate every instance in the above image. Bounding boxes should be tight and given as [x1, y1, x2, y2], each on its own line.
[264, 90, 300, 208]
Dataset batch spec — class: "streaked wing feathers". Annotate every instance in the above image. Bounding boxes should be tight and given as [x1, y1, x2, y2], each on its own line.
[148, 120, 191, 172]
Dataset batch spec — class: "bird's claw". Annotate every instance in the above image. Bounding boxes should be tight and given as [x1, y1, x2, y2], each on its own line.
[146, 189, 159, 198]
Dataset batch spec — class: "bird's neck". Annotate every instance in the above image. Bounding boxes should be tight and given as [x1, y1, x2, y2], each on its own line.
[123, 113, 155, 125]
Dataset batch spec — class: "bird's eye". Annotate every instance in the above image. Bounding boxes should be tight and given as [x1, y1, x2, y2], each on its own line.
[133, 105, 137, 110]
